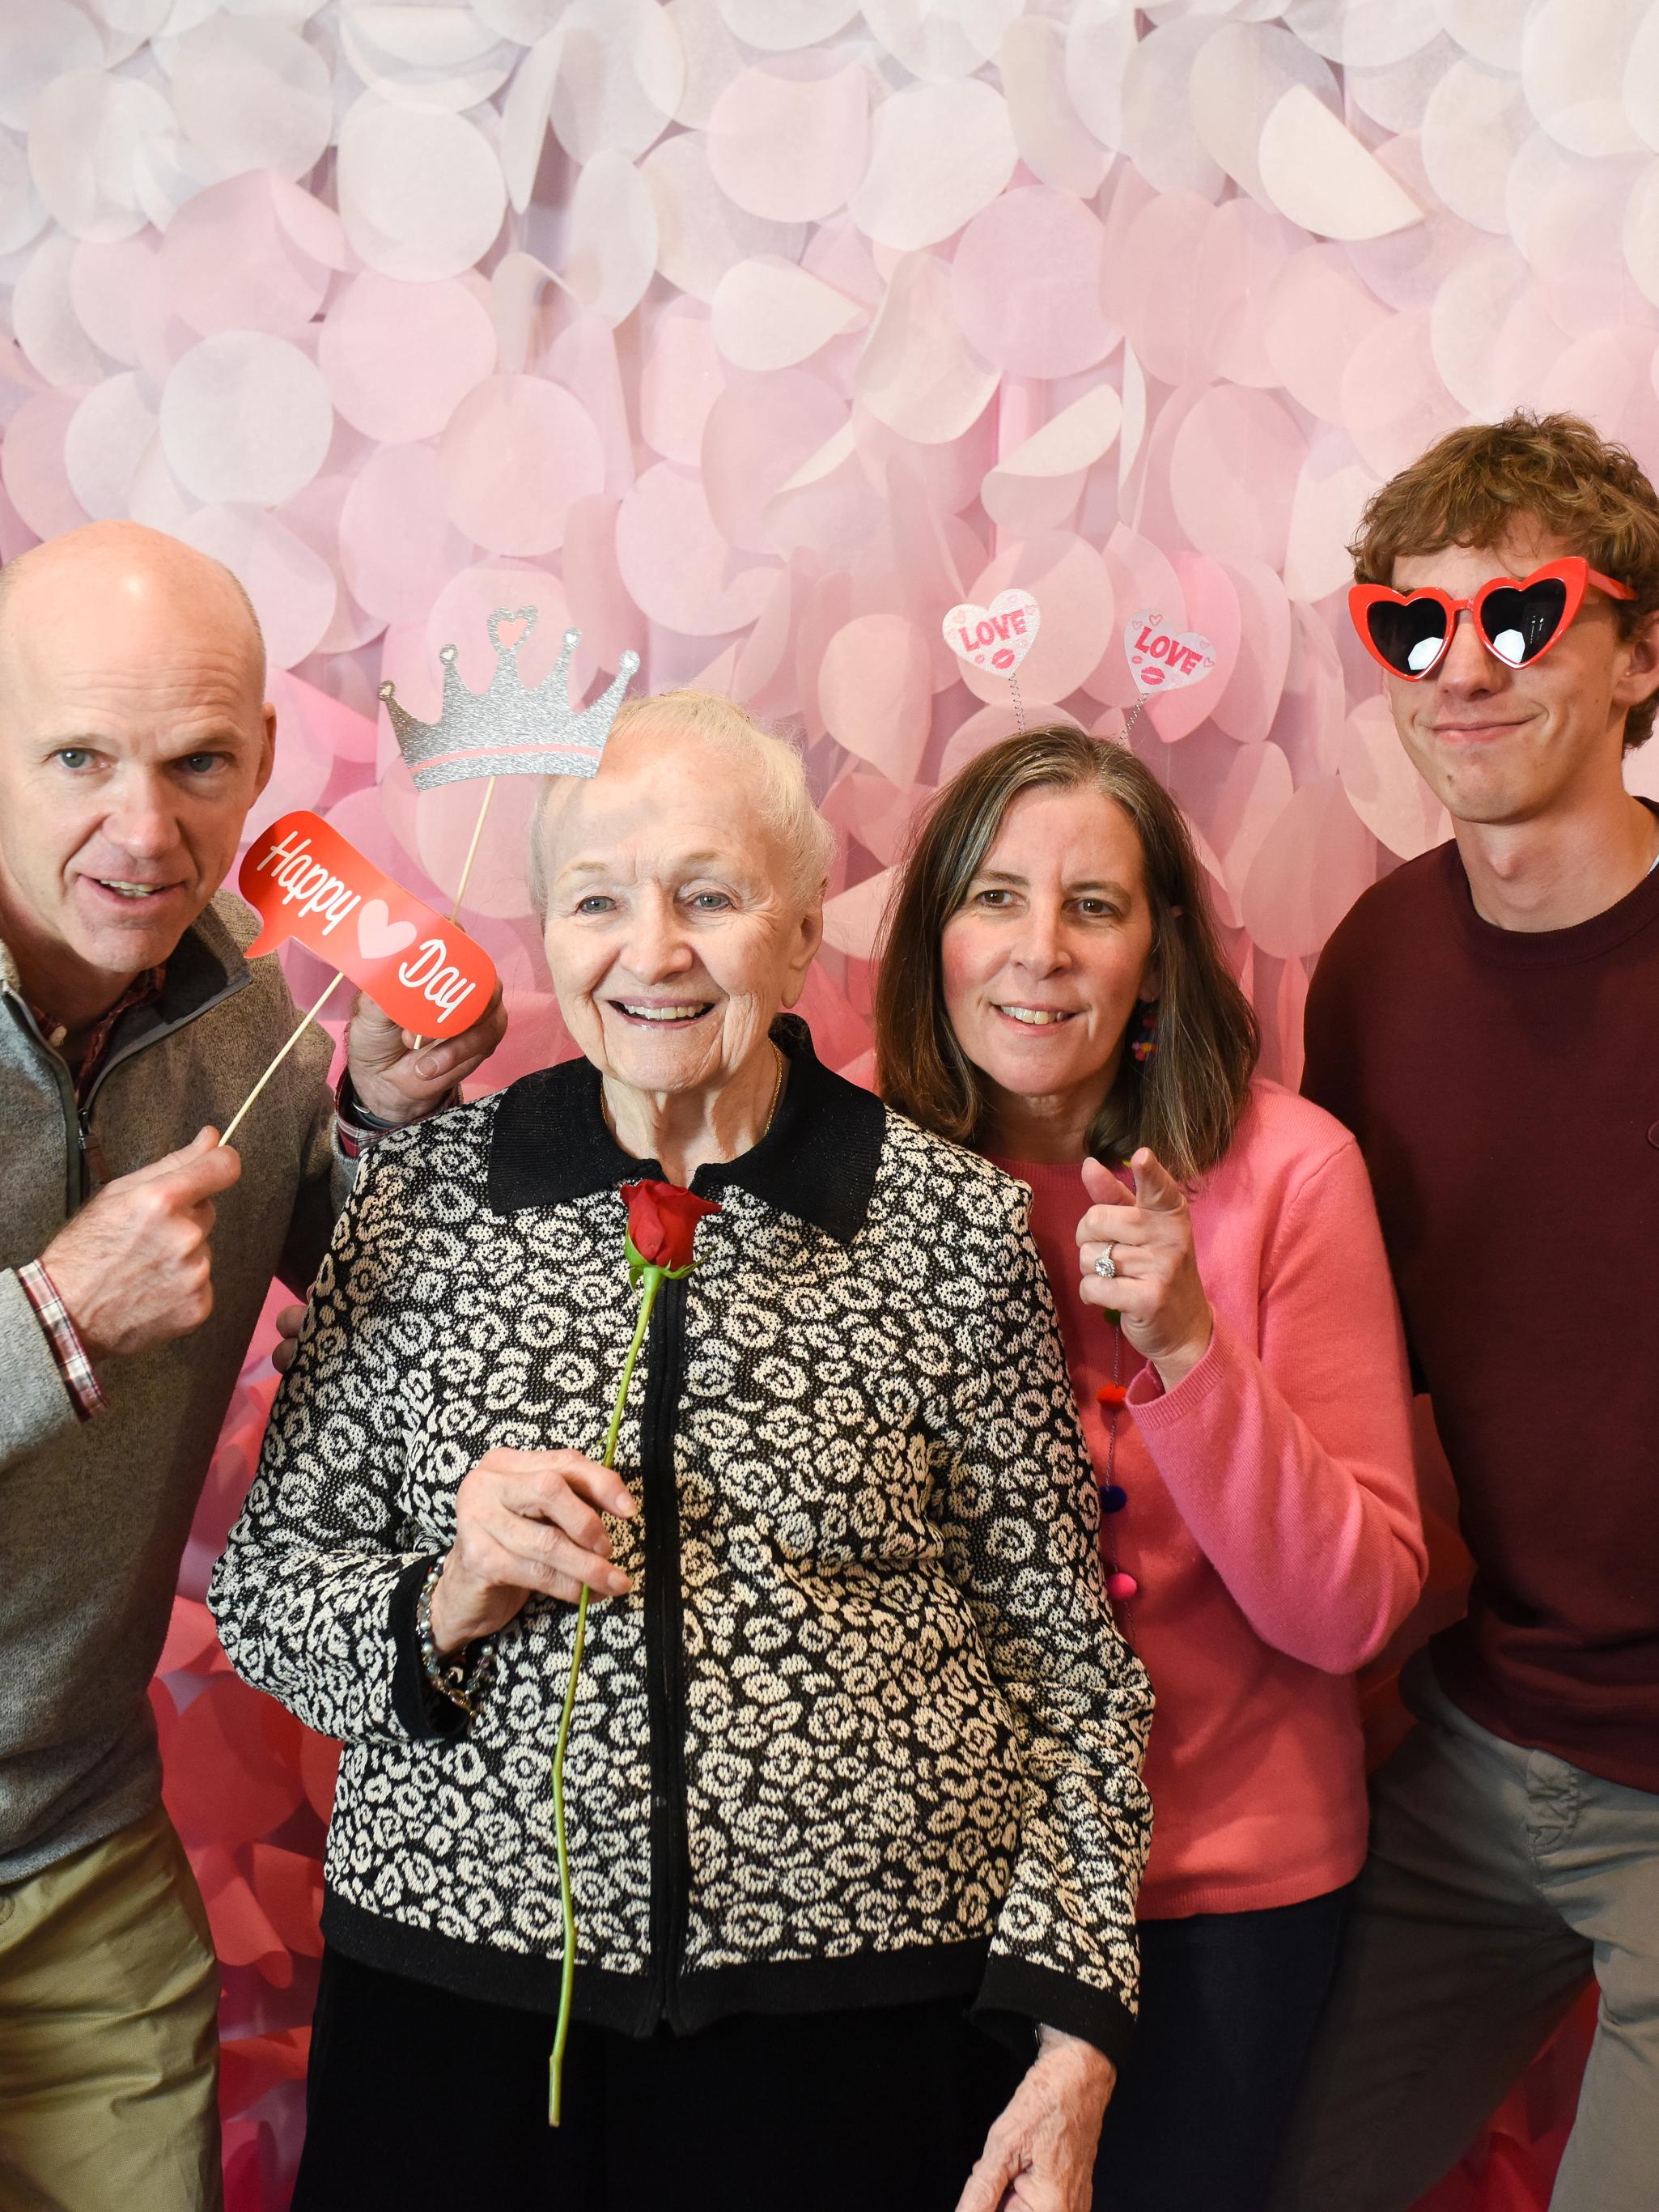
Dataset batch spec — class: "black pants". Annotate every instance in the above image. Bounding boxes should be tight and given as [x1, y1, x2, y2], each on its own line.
[294, 1947, 1025, 2212]
[1093, 1886, 1351, 2212]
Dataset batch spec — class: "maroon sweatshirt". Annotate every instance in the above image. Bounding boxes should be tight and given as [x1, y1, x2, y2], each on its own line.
[1303, 830, 1659, 1794]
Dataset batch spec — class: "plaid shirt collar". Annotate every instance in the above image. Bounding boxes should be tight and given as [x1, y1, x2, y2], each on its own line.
[28, 966, 168, 1106]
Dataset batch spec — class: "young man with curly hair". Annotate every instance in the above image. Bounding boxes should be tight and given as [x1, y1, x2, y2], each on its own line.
[1272, 414, 1659, 2212]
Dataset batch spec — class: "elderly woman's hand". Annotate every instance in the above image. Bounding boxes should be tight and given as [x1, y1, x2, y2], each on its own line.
[428, 1448, 637, 1653]
[957, 2028, 1115, 2212]
[272, 1301, 306, 1373]
[1076, 1148, 1214, 1392]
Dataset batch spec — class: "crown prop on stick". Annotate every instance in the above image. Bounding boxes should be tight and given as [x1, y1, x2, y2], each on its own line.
[380, 611, 639, 1045]
[380, 608, 640, 792]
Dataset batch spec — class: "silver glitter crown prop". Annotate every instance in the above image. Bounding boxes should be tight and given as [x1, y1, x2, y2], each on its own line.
[380, 607, 640, 792]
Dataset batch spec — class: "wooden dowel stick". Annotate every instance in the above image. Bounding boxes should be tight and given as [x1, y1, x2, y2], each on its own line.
[410, 775, 499, 1054]
[220, 973, 346, 1148]
[448, 775, 496, 923]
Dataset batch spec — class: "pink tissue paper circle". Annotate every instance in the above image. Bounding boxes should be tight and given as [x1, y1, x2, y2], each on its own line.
[707, 57, 871, 224]
[70, 236, 162, 370]
[437, 376, 605, 556]
[817, 614, 932, 783]
[176, 505, 338, 673]
[951, 188, 1118, 379]
[701, 369, 847, 554]
[617, 461, 776, 635]
[28, 67, 172, 244]
[643, 132, 810, 304]
[0, 3, 101, 135]
[160, 175, 333, 341]
[641, 301, 727, 464]
[320, 273, 499, 443]
[1240, 777, 1378, 959]
[13, 233, 107, 388]
[0, 391, 89, 541]
[159, 333, 334, 507]
[170, 16, 334, 184]
[1169, 388, 1307, 571]
[849, 79, 1017, 252]
[0, 130, 47, 257]
[339, 444, 473, 626]
[64, 372, 156, 520]
[337, 96, 507, 281]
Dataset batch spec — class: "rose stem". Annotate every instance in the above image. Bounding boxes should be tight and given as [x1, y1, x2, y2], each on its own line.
[549, 1263, 664, 2126]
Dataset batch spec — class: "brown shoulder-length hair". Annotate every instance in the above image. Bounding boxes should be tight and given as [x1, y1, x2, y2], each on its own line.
[876, 728, 1258, 1182]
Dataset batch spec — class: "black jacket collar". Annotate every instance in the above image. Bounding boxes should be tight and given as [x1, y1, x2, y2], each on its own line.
[487, 1016, 885, 1246]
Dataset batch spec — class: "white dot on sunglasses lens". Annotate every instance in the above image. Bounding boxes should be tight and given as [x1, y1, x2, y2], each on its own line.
[1408, 636, 1440, 671]
[1492, 627, 1525, 662]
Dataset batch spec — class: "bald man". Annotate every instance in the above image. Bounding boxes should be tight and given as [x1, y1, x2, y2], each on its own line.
[0, 524, 504, 2211]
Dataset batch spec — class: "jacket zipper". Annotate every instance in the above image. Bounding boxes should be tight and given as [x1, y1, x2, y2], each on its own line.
[640, 1270, 694, 2028]
[3, 967, 250, 1215]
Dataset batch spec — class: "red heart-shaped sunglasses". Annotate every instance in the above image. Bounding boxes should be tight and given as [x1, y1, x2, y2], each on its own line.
[1350, 558, 1633, 681]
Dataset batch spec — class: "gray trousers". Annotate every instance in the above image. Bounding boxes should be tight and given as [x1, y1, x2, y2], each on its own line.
[1271, 1654, 1659, 2212]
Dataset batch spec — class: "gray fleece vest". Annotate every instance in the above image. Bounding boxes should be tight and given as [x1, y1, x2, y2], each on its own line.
[0, 891, 343, 1878]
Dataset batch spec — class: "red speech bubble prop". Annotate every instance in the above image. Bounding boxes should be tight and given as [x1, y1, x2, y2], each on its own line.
[240, 811, 498, 1037]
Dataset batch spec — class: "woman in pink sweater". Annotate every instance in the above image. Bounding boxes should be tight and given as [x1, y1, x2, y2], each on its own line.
[876, 728, 1425, 2212]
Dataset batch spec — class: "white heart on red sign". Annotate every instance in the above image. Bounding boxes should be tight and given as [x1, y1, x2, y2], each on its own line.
[358, 897, 418, 962]
[943, 588, 1042, 675]
[1124, 610, 1216, 693]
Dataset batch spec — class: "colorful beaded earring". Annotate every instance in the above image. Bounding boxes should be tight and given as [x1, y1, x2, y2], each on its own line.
[1129, 999, 1159, 1065]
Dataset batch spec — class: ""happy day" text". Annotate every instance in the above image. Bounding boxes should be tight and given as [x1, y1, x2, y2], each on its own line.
[251, 830, 360, 934]
[396, 938, 478, 1027]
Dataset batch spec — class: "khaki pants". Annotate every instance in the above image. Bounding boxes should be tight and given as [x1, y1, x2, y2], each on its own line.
[0, 1805, 223, 2212]
[1271, 1654, 1659, 2212]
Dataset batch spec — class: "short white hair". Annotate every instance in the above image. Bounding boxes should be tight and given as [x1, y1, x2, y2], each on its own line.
[528, 690, 837, 916]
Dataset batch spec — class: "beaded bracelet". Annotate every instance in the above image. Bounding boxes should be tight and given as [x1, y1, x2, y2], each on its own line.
[415, 1558, 493, 1717]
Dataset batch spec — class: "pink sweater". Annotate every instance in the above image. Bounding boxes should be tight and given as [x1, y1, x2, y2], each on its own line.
[991, 1080, 1425, 1918]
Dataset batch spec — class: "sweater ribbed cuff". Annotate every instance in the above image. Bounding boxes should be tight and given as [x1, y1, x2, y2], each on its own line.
[388, 1554, 469, 1743]
[974, 1955, 1136, 2069]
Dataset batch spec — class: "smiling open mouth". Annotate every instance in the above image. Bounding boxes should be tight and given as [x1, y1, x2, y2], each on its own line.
[93, 879, 176, 900]
[611, 1001, 714, 1024]
[995, 1004, 1076, 1026]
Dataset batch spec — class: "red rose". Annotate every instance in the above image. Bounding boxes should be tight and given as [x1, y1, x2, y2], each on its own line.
[620, 1178, 722, 1276]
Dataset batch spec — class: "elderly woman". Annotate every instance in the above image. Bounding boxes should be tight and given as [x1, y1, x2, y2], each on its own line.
[875, 728, 1427, 2212]
[210, 693, 1152, 2212]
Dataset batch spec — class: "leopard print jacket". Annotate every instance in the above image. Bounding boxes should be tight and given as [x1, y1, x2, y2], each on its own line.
[210, 1023, 1153, 2060]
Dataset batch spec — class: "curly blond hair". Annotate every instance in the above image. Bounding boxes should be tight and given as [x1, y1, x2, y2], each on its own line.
[1351, 411, 1659, 749]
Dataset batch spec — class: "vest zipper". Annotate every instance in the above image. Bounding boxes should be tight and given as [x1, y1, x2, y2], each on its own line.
[640, 1270, 693, 2028]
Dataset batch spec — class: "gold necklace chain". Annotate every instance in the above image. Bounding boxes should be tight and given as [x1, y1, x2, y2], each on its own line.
[759, 1038, 786, 1138]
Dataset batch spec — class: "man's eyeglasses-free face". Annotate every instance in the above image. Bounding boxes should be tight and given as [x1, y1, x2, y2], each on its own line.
[1349, 557, 1635, 682]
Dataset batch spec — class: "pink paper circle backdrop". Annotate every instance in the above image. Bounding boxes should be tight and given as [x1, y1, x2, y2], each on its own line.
[437, 375, 603, 555]
[2, 8, 1631, 2208]
[160, 176, 333, 341]
[320, 274, 499, 443]
[951, 186, 1118, 377]
[706, 57, 872, 223]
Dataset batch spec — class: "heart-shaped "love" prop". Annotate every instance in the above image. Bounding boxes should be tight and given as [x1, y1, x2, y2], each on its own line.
[943, 589, 1042, 674]
[1125, 611, 1216, 691]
